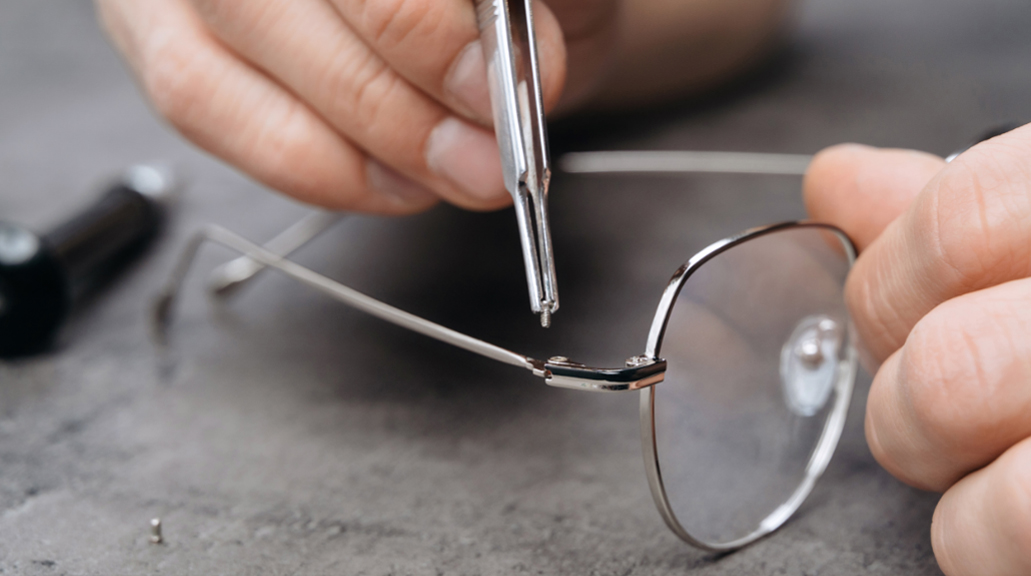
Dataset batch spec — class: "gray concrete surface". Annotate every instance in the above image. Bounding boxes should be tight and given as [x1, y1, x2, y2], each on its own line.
[1, 0, 1029, 574]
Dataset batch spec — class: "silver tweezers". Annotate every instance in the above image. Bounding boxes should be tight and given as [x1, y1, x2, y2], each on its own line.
[476, 0, 557, 327]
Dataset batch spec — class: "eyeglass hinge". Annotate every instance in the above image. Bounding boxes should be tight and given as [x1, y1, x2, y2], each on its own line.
[535, 355, 666, 393]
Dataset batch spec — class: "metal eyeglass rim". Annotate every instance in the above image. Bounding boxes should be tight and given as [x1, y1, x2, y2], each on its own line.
[639, 221, 858, 551]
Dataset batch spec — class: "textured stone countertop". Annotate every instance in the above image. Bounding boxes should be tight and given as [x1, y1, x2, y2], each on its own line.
[1, 0, 1029, 574]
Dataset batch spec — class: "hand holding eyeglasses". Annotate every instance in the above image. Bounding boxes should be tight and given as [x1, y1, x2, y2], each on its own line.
[804, 123, 1031, 576]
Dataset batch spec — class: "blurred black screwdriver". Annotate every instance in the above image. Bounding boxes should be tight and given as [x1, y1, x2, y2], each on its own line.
[0, 165, 179, 357]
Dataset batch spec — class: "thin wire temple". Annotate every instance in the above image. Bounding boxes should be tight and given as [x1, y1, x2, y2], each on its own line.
[559, 151, 812, 176]
[206, 210, 342, 298]
[153, 224, 538, 370]
[153, 224, 668, 393]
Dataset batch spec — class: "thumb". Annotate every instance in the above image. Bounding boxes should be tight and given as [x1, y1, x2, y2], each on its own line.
[803, 144, 946, 251]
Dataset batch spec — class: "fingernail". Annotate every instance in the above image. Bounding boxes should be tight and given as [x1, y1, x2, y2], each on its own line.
[366, 159, 436, 206]
[426, 117, 506, 202]
[444, 41, 493, 123]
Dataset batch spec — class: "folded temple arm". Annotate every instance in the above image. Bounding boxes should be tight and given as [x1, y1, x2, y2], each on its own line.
[152, 224, 665, 392]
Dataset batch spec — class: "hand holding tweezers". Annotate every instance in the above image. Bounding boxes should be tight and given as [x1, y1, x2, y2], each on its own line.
[476, 0, 558, 327]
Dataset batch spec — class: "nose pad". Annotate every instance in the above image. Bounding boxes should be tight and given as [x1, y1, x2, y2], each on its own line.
[779, 315, 843, 417]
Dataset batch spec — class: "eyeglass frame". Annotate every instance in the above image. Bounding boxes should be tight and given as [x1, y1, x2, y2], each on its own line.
[639, 221, 858, 551]
[152, 154, 859, 553]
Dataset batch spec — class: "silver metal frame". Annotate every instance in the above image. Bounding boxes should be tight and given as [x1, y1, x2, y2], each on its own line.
[206, 210, 341, 298]
[638, 222, 858, 551]
[153, 224, 666, 393]
[560, 151, 812, 176]
[153, 153, 860, 553]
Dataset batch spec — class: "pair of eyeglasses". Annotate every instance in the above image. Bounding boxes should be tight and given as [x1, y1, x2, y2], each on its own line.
[153, 148, 859, 552]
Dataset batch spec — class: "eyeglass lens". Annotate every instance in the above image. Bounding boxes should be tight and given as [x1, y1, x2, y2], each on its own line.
[653, 226, 853, 546]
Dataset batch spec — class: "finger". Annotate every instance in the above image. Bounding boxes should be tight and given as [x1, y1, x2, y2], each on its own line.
[539, 0, 618, 112]
[846, 124, 1031, 363]
[865, 277, 1031, 492]
[190, 0, 509, 210]
[331, 0, 569, 125]
[931, 436, 1031, 576]
[97, 0, 437, 213]
[804, 144, 946, 251]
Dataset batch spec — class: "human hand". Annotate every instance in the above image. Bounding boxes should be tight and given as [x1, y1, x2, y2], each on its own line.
[95, 0, 792, 214]
[95, 0, 624, 213]
[804, 124, 1031, 576]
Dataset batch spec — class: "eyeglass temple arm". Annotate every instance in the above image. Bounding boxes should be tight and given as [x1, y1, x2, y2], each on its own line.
[207, 210, 342, 298]
[152, 224, 665, 393]
[559, 151, 813, 176]
[560, 126, 1021, 175]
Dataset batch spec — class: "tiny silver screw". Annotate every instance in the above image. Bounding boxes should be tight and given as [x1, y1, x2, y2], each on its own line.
[548, 356, 568, 363]
[797, 338, 824, 368]
[540, 307, 552, 328]
[150, 518, 163, 544]
[625, 355, 652, 368]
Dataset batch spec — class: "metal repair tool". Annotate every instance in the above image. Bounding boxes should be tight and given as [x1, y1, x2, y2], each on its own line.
[0, 165, 179, 357]
[476, 0, 558, 327]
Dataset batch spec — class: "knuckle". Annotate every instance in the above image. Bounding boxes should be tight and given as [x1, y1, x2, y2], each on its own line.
[252, 108, 315, 184]
[929, 164, 996, 288]
[140, 38, 202, 133]
[353, 66, 397, 126]
[901, 318, 964, 442]
[845, 258, 906, 361]
[899, 309, 995, 455]
[866, 352, 946, 492]
[360, 0, 439, 49]
[189, 0, 259, 27]
[328, 55, 401, 136]
[187, 0, 223, 20]
[927, 149, 1031, 291]
[254, 107, 368, 206]
[191, 0, 284, 49]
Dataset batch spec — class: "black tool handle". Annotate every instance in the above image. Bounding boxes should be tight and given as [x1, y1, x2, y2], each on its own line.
[0, 166, 176, 356]
[43, 182, 163, 294]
